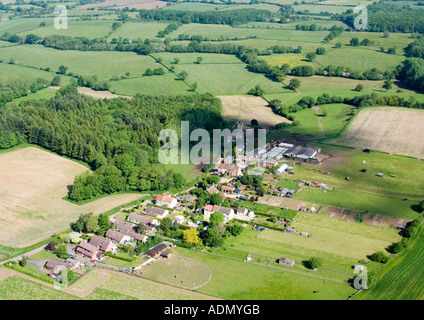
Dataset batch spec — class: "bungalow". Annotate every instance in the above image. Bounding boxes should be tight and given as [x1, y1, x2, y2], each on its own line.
[89, 235, 116, 253]
[278, 257, 295, 267]
[76, 241, 99, 261]
[221, 185, 235, 194]
[154, 194, 178, 208]
[44, 259, 80, 278]
[122, 230, 148, 243]
[113, 219, 136, 232]
[179, 195, 197, 203]
[146, 241, 174, 258]
[105, 229, 131, 246]
[144, 206, 169, 219]
[127, 212, 159, 227]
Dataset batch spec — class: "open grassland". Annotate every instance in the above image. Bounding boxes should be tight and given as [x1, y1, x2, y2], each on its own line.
[359, 226, 424, 300]
[168, 23, 329, 42]
[108, 21, 169, 41]
[171, 62, 286, 95]
[77, 0, 167, 10]
[0, 146, 143, 247]
[264, 76, 424, 107]
[141, 252, 211, 290]
[285, 103, 353, 139]
[330, 107, 424, 159]
[176, 247, 356, 299]
[18, 19, 114, 38]
[0, 44, 160, 82]
[225, 215, 400, 274]
[219, 95, 291, 128]
[0, 61, 72, 84]
[290, 145, 424, 199]
[293, 188, 418, 220]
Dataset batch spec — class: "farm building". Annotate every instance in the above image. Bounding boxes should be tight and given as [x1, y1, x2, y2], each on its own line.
[283, 146, 319, 160]
[276, 163, 288, 175]
[278, 258, 295, 267]
[284, 228, 296, 234]
[146, 241, 174, 258]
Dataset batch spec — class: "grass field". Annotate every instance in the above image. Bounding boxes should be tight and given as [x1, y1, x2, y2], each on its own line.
[358, 226, 424, 300]
[176, 246, 356, 299]
[107, 21, 169, 41]
[330, 107, 424, 159]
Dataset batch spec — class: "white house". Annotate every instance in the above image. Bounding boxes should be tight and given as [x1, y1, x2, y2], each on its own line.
[105, 229, 132, 246]
[154, 194, 178, 208]
[172, 215, 186, 225]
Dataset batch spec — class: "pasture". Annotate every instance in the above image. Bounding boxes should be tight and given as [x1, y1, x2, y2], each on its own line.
[219, 95, 291, 128]
[107, 21, 169, 41]
[0, 146, 144, 247]
[330, 107, 424, 159]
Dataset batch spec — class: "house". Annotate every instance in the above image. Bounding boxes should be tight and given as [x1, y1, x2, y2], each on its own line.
[205, 205, 235, 221]
[127, 212, 159, 226]
[113, 219, 136, 232]
[264, 158, 278, 169]
[44, 259, 79, 278]
[217, 163, 242, 177]
[105, 229, 131, 246]
[144, 225, 157, 236]
[122, 230, 148, 243]
[221, 185, 235, 193]
[144, 206, 169, 219]
[76, 241, 99, 261]
[146, 241, 174, 258]
[172, 215, 186, 225]
[154, 194, 178, 208]
[89, 235, 116, 253]
[278, 257, 295, 267]
[236, 207, 248, 216]
[207, 185, 219, 195]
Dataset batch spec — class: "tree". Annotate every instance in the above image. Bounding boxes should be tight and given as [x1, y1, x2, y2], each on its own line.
[161, 217, 173, 231]
[196, 56, 203, 64]
[335, 42, 342, 48]
[370, 251, 389, 263]
[210, 193, 223, 206]
[209, 211, 225, 227]
[204, 227, 224, 247]
[173, 57, 180, 64]
[57, 65, 68, 75]
[227, 223, 244, 236]
[191, 82, 198, 91]
[51, 75, 61, 86]
[306, 257, 322, 269]
[144, 68, 153, 76]
[315, 47, 326, 55]
[355, 84, 364, 92]
[383, 30, 390, 38]
[288, 78, 301, 91]
[383, 79, 392, 91]
[178, 71, 188, 80]
[306, 52, 316, 61]
[350, 37, 359, 46]
[55, 244, 68, 259]
[419, 200, 424, 212]
[183, 228, 200, 245]
[20, 255, 28, 267]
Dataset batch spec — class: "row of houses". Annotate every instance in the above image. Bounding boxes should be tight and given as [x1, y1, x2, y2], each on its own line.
[203, 205, 255, 221]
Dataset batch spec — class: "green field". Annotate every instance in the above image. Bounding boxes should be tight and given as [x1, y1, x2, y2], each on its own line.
[359, 226, 424, 300]
[108, 21, 169, 41]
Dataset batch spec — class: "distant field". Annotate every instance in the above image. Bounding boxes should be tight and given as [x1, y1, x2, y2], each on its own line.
[219, 95, 291, 129]
[0, 45, 160, 81]
[330, 107, 424, 159]
[0, 146, 144, 247]
[77, 0, 167, 10]
[108, 21, 169, 41]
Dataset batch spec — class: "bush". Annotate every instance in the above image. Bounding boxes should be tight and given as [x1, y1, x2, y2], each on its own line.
[370, 251, 390, 263]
